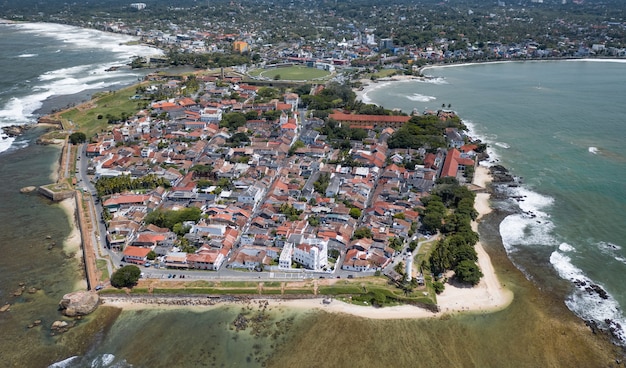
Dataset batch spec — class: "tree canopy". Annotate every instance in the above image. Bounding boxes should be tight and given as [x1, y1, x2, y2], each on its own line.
[69, 132, 87, 144]
[425, 180, 482, 286]
[95, 174, 170, 196]
[110, 265, 142, 288]
[144, 207, 202, 230]
[387, 114, 464, 149]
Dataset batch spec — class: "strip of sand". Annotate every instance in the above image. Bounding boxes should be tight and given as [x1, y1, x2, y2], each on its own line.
[58, 198, 82, 257]
[354, 75, 421, 104]
[59, 197, 88, 290]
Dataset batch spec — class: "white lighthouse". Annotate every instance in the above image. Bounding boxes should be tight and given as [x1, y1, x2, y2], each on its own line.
[405, 253, 413, 282]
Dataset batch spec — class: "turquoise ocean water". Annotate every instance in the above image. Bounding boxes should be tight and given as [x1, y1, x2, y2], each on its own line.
[364, 60, 626, 342]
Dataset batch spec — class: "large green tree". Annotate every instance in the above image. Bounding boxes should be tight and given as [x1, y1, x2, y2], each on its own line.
[69, 132, 87, 144]
[110, 265, 142, 288]
[454, 260, 483, 286]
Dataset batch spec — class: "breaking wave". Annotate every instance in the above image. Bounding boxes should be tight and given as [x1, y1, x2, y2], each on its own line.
[550, 250, 626, 345]
[406, 93, 437, 102]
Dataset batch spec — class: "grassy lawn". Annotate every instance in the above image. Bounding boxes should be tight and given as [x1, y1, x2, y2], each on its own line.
[249, 66, 331, 81]
[58, 83, 148, 138]
[100, 276, 437, 307]
[96, 259, 110, 281]
[368, 69, 400, 79]
[414, 237, 439, 302]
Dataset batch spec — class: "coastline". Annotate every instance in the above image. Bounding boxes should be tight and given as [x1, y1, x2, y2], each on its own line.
[435, 164, 513, 314]
[58, 197, 88, 291]
[354, 75, 423, 105]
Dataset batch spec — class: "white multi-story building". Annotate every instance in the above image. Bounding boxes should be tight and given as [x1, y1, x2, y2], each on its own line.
[200, 108, 223, 123]
[292, 238, 328, 271]
[279, 243, 293, 269]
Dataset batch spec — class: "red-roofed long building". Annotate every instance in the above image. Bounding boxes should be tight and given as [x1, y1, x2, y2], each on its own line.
[329, 112, 411, 130]
[440, 148, 475, 179]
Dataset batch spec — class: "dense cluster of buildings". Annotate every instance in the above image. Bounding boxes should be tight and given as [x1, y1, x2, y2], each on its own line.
[87, 73, 479, 274]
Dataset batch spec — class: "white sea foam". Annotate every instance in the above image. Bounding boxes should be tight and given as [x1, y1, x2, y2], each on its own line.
[416, 76, 448, 85]
[575, 58, 626, 64]
[461, 120, 501, 164]
[48, 353, 129, 368]
[0, 22, 153, 154]
[550, 250, 626, 345]
[17, 53, 38, 58]
[360, 77, 447, 104]
[13, 22, 161, 61]
[360, 80, 396, 104]
[406, 93, 437, 102]
[0, 72, 126, 127]
[0, 134, 16, 154]
[500, 187, 556, 253]
[47, 356, 80, 368]
[500, 213, 556, 254]
[495, 142, 510, 149]
[588, 146, 599, 154]
[510, 185, 554, 213]
[597, 241, 626, 265]
[598, 241, 622, 252]
[559, 242, 575, 252]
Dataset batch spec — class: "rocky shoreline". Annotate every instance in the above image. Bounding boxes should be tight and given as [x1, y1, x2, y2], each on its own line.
[487, 163, 623, 346]
[1, 124, 30, 138]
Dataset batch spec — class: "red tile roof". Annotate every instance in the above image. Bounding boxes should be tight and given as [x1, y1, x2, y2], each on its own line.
[329, 112, 411, 124]
[123, 245, 151, 258]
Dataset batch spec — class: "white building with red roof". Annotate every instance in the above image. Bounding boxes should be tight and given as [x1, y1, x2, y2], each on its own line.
[122, 245, 152, 265]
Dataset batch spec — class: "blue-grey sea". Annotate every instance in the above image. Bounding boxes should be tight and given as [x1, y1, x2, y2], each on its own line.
[1, 21, 624, 367]
[0, 21, 157, 153]
[365, 60, 626, 342]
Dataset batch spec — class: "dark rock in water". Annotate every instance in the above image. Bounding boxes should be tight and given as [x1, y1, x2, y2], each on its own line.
[2, 125, 29, 137]
[585, 319, 599, 334]
[58, 291, 99, 317]
[20, 186, 37, 193]
[587, 284, 609, 300]
[489, 165, 515, 183]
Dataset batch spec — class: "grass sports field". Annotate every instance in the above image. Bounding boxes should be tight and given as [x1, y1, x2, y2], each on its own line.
[249, 65, 332, 81]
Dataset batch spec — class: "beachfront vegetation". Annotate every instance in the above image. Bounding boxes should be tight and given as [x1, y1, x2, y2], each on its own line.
[110, 265, 141, 288]
[422, 178, 482, 286]
[58, 84, 147, 138]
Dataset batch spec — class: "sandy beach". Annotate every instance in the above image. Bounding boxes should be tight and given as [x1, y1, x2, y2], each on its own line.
[435, 164, 513, 314]
[58, 198, 81, 256]
[354, 75, 422, 104]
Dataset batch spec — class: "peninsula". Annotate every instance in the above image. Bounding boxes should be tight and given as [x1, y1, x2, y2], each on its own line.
[40, 64, 511, 319]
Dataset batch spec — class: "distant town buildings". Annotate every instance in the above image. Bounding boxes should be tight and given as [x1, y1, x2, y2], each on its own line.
[130, 3, 146, 10]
